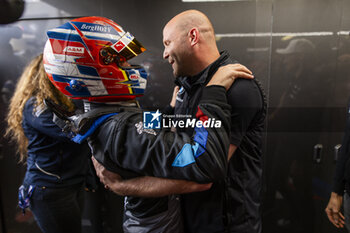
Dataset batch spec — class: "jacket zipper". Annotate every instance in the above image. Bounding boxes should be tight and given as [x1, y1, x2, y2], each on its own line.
[35, 162, 61, 179]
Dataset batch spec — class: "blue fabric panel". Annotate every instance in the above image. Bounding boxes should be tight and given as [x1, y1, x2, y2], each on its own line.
[194, 144, 206, 158]
[194, 126, 208, 148]
[193, 126, 208, 158]
[172, 143, 196, 167]
[172, 125, 209, 167]
[72, 113, 118, 144]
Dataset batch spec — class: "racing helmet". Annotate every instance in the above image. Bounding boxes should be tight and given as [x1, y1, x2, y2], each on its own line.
[43, 16, 148, 102]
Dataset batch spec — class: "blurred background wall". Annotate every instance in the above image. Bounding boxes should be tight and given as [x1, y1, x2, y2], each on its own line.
[0, 0, 349, 232]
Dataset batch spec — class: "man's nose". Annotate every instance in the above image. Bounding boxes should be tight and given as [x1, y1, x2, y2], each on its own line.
[163, 49, 169, 60]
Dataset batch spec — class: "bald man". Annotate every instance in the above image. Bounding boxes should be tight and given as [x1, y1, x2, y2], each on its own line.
[94, 10, 265, 233]
[161, 10, 266, 233]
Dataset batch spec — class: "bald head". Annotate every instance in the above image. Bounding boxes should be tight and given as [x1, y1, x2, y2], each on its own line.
[165, 10, 216, 44]
[162, 10, 220, 77]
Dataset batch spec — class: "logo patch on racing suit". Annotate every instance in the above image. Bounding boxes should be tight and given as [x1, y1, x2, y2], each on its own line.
[135, 121, 156, 136]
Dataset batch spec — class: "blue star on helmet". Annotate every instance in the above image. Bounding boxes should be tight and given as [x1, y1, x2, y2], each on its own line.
[151, 110, 162, 122]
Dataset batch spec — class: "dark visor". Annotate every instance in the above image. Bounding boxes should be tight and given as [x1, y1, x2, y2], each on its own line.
[110, 32, 146, 60]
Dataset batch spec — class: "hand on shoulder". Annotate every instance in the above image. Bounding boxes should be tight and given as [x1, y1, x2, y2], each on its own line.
[207, 64, 254, 90]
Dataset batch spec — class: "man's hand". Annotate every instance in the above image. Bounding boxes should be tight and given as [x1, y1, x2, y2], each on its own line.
[325, 192, 345, 228]
[91, 156, 122, 190]
[207, 64, 254, 90]
[170, 86, 180, 108]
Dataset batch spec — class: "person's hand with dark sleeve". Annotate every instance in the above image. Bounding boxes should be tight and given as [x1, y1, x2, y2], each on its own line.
[325, 192, 345, 228]
[325, 97, 350, 229]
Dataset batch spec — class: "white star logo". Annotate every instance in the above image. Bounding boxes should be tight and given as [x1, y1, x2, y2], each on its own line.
[150, 110, 162, 122]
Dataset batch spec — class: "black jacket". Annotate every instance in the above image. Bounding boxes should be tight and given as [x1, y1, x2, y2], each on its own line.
[333, 97, 350, 195]
[74, 86, 231, 218]
[175, 51, 266, 233]
[89, 86, 230, 182]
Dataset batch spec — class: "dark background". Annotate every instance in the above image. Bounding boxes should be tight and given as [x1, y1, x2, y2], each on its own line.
[1, 0, 350, 232]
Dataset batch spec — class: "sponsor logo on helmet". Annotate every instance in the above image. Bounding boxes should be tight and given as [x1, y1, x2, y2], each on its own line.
[63, 46, 85, 54]
[129, 74, 139, 81]
[112, 41, 126, 53]
[81, 23, 112, 33]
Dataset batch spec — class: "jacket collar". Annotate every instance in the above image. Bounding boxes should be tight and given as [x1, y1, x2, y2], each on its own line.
[175, 51, 233, 92]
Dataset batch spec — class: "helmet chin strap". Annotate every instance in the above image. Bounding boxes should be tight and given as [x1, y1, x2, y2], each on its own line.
[83, 100, 139, 112]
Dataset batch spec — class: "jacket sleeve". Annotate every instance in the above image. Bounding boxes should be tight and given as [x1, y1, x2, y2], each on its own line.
[332, 99, 350, 195]
[92, 86, 231, 183]
[23, 98, 72, 142]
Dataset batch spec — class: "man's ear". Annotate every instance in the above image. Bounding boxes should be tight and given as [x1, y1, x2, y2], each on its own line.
[188, 28, 199, 46]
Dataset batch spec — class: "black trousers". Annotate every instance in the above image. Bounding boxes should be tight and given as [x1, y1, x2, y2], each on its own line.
[29, 184, 84, 233]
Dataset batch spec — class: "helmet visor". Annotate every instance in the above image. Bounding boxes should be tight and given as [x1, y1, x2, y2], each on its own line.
[111, 32, 146, 61]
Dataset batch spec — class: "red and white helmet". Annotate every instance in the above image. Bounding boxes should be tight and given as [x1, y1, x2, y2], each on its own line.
[43, 16, 148, 102]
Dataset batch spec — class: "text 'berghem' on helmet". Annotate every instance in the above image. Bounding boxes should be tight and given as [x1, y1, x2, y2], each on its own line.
[43, 16, 148, 102]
